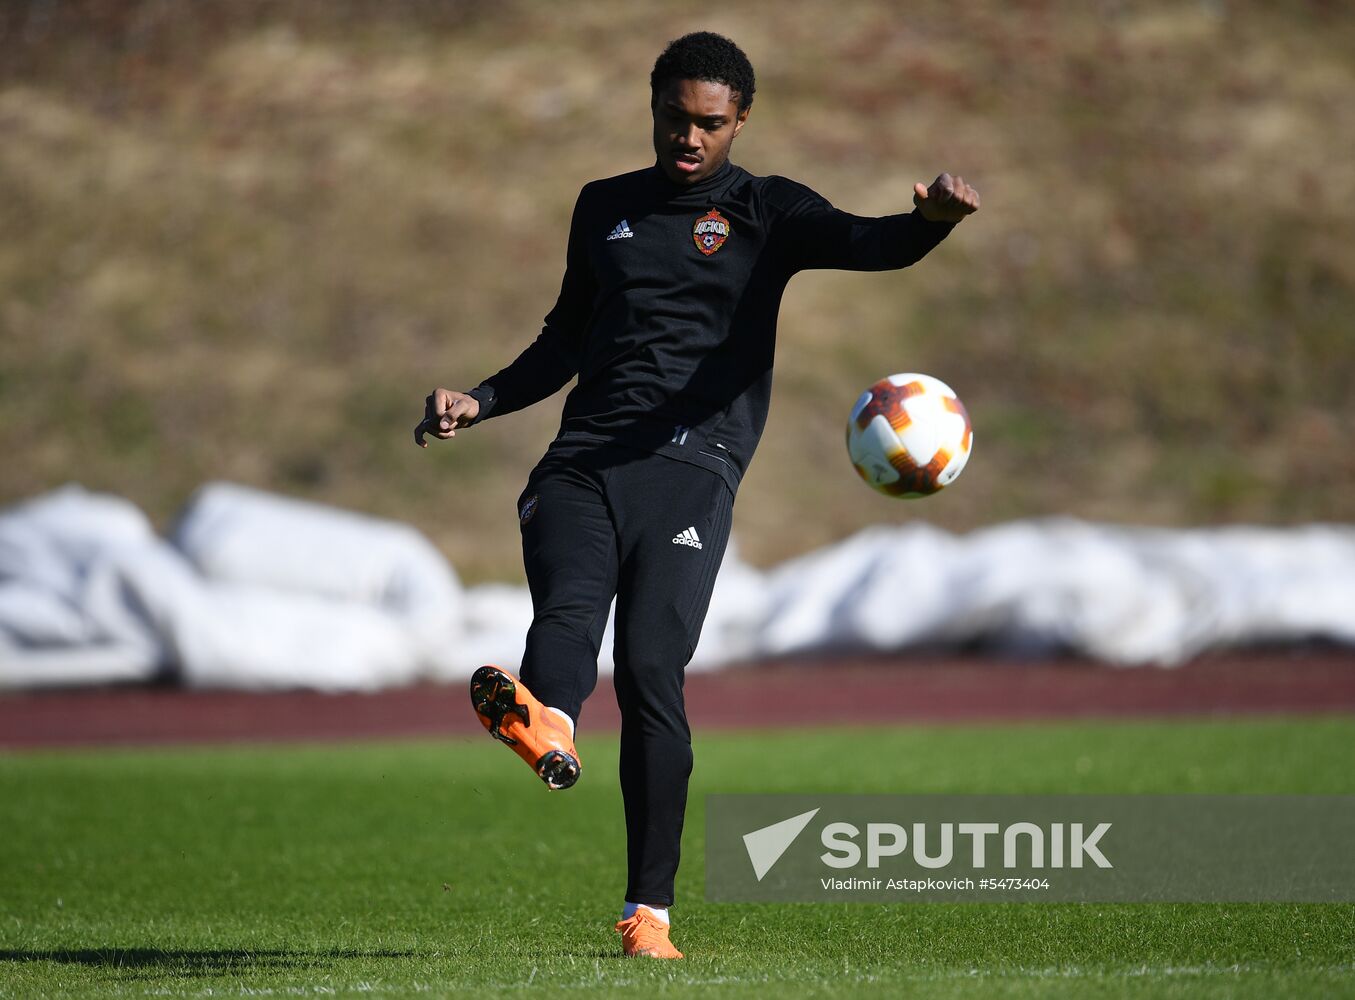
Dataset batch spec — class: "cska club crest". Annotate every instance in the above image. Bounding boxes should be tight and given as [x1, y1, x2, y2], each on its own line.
[519, 494, 539, 525]
[692, 208, 731, 256]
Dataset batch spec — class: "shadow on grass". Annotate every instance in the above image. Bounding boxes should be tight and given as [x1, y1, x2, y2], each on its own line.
[0, 948, 414, 974]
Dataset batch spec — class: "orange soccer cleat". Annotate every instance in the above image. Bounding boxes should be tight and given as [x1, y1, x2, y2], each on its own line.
[469, 665, 581, 790]
[615, 907, 683, 959]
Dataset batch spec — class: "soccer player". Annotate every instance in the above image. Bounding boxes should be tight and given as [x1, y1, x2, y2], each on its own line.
[415, 31, 978, 958]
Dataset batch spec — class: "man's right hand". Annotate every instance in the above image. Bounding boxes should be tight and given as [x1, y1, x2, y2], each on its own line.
[414, 388, 481, 448]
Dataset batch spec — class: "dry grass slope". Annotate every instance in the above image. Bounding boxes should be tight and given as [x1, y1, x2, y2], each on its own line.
[2, 0, 1352, 579]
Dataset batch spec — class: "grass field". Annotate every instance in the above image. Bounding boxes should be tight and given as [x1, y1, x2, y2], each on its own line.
[3, 718, 1354, 998]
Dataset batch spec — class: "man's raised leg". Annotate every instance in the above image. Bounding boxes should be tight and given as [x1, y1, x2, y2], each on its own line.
[470, 462, 618, 790]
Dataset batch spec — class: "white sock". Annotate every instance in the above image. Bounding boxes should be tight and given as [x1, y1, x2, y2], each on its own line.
[545, 706, 575, 737]
[622, 901, 669, 925]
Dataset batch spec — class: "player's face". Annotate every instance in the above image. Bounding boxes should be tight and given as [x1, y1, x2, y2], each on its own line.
[652, 79, 749, 185]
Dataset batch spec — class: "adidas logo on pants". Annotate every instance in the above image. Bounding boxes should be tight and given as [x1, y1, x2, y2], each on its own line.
[672, 527, 703, 549]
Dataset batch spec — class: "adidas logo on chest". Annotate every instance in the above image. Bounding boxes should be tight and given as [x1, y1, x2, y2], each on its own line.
[606, 219, 634, 241]
[672, 526, 703, 549]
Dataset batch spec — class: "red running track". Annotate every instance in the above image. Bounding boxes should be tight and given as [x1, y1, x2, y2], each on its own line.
[1, 649, 1353, 749]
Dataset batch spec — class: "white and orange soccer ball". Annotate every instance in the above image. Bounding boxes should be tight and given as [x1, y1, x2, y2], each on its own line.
[846, 373, 973, 498]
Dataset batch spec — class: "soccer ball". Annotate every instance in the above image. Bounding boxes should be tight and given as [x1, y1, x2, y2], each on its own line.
[846, 373, 973, 498]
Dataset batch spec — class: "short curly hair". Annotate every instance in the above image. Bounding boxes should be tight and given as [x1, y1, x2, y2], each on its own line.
[650, 32, 756, 112]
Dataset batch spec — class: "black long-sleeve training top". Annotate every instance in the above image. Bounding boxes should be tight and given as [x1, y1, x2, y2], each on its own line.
[467, 159, 954, 494]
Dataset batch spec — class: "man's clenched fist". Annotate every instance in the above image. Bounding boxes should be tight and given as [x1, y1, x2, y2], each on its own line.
[913, 173, 980, 224]
[414, 388, 481, 447]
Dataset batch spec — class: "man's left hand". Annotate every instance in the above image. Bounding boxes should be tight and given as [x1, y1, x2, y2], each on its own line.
[913, 173, 980, 223]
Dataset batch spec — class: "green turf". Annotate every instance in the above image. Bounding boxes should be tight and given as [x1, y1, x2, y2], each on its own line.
[2, 718, 1354, 998]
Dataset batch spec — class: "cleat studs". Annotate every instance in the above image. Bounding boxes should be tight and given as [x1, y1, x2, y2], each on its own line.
[536, 750, 581, 790]
[470, 667, 576, 787]
[470, 667, 528, 747]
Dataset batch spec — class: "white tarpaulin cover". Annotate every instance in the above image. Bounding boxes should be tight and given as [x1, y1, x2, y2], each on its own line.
[1, 483, 1352, 690]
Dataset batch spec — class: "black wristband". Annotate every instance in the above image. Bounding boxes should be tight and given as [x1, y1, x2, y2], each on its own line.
[466, 385, 497, 425]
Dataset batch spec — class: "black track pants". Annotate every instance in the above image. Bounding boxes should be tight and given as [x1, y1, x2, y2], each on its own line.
[516, 447, 733, 907]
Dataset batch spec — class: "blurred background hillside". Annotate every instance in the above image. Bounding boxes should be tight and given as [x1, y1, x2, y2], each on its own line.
[2, 0, 1352, 581]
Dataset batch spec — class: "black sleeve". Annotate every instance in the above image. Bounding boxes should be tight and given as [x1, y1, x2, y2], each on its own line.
[766, 176, 955, 274]
[465, 190, 597, 423]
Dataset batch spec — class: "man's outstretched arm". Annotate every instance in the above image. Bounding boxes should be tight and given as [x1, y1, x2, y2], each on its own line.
[415, 192, 596, 447]
[772, 172, 979, 273]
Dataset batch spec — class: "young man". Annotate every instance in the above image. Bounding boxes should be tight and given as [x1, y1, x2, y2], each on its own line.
[415, 32, 978, 958]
